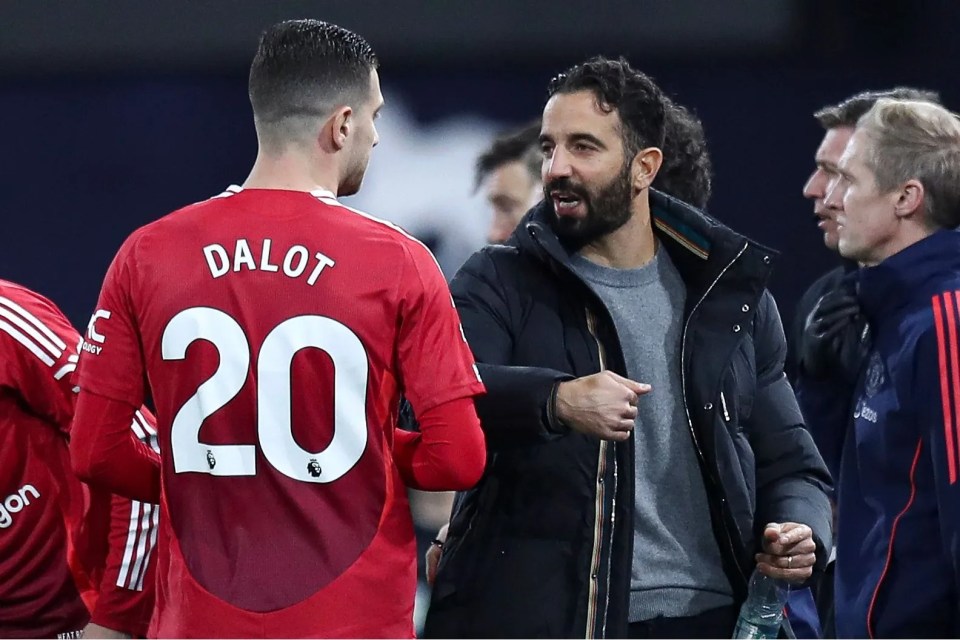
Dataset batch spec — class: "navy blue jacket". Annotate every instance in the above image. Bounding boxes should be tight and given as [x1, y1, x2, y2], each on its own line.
[833, 230, 960, 638]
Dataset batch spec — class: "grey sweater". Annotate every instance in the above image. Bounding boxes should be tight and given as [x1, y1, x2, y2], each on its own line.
[571, 247, 734, 621]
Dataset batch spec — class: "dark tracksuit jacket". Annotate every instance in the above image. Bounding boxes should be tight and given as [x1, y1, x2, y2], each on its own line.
[829, 230, 960, 638]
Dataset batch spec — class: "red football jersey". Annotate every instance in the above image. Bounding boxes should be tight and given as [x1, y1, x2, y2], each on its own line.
[0, 280, 156, 639]
[75, 187, 485, 638]
[90, 411, 160, 637]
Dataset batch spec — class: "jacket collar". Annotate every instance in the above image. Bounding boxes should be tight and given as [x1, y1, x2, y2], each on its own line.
[512, 189, 775, 287]
[858, 229, 960, 319]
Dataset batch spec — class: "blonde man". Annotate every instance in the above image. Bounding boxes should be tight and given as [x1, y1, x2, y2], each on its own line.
[819, 99, 960, 637]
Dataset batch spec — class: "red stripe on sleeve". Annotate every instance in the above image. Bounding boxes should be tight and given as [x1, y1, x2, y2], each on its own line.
[953, 291, 960, 479]
[866, 438, 924, 638]
[934, 293, 958, 484]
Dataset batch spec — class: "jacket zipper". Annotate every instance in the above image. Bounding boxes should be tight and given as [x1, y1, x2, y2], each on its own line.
[679, 242, 750, 588]
[584, 310, 615, 639]
[719, 391, 731, 422]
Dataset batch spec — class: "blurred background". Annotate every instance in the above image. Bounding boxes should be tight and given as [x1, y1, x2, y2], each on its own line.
[4, 1, 960, 328]
[1, 0, 958, 624]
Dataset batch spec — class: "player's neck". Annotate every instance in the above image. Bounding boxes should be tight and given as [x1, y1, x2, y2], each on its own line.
[242, 151, 339, 196]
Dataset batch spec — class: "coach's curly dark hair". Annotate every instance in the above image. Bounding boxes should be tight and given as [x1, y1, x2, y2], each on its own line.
[548, 56, 666, 160]
[654, 97, 713, 209]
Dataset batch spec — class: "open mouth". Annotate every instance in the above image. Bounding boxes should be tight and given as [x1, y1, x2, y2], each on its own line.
[551, 190, 584, 213]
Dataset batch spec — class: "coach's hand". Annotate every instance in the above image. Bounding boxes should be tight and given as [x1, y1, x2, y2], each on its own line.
[555, 371, 650, 441]
[425, 523, 448, 586]
[755, 522, 816, 584]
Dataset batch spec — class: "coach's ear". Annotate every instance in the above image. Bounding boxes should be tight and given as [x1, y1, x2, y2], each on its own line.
[631, 146, 663, 193]
[322, 106, 353, 152]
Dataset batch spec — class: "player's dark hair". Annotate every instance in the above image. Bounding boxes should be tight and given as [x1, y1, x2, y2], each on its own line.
[654, 97, 712, 209]
[814, 87, 941, 129]
[548, 56, 666, 161]
[249, 19, 378, 145]
[475, 121, 542, 191]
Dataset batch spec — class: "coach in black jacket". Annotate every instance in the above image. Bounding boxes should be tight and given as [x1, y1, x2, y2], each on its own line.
[424, 58, 832, 639]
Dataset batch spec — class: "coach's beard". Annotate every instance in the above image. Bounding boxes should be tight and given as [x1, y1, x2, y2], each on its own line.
[547, 165, 633, 251]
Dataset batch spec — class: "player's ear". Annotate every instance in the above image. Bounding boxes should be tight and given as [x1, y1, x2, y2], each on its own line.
[324, 106, 353, 152]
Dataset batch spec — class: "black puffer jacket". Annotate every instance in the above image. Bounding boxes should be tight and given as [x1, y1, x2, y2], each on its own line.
[424, 191, 833, 639]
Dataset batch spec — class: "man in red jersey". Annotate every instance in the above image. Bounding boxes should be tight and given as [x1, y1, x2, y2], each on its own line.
[70, 18, 487, 639]
[0, 278, 157, 638]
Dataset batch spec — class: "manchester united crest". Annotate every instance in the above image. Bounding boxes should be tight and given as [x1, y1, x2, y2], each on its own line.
[864, 351, 885, 398]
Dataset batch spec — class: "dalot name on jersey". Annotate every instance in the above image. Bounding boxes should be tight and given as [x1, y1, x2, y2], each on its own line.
[203, 239, 336, 286]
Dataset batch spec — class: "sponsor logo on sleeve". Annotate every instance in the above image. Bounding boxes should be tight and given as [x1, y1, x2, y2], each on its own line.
[82, 309, 111, 355]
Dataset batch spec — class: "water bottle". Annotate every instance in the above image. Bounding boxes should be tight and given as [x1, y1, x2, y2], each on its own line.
[732, 568, 789, 639]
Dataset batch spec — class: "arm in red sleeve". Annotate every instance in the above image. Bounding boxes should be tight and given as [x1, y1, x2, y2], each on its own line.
[71, 389, 161, 503]
[0, 284, 84, 432]
[88, 408, 159, 636]
[393, 396, 486, 491]
[87, 494, 156, 637]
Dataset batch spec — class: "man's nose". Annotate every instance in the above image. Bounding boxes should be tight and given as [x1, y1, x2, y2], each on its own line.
[544, 148, 573, 181]
[803, 169, 825, 200]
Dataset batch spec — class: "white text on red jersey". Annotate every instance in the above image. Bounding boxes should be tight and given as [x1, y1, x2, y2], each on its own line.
[203, 239, 336, 286]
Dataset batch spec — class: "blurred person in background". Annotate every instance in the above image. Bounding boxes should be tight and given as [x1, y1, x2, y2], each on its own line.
[476, 121, 543, 244]
[69, 19, 486, 638]
[816, 98, 960, 638]
[790, 86, 941, 637]
[0, 278, 157, 639]
[424, 56, 832, 639]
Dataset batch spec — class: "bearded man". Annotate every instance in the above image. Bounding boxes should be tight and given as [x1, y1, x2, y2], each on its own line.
[423, 56, 832, 640]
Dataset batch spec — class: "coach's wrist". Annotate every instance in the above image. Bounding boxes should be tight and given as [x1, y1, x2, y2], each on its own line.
[544, 381, 570, 434]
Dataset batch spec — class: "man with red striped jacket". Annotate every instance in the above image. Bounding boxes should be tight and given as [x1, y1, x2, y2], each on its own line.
[0, 279, 157, 638]
[814, 98, 960, 637]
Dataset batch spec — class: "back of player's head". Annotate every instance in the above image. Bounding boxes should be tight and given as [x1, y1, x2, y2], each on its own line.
[248, 19, 379, 147]
[475, 121, 542, 191]
[654, 97, 712, 209]
[547, 56, 666, 160]
[857, 99, 960, 230]
[814, 87, 941, 130]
